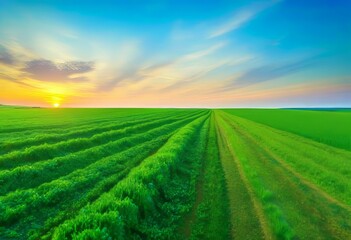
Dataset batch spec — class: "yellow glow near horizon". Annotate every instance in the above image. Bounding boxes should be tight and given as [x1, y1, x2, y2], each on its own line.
[53, 103, 60, 108]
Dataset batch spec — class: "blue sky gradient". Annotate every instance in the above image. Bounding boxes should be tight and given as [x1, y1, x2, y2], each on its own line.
[0, 0, 350, 107]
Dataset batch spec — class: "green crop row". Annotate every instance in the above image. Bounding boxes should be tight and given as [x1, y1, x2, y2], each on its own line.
[0, 108, 181, 133]
[0, 112, 203, 196]
[0, 110, 194, 154]
[0, 136, 170, 239]
[51, 114, 209, 239]
[0, 118, 197, 238]
[0, 111, 204, 170]
[0, 109, 192, 147]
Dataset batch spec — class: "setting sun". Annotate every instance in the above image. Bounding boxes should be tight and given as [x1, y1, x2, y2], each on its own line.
[53, 103, 60, 108]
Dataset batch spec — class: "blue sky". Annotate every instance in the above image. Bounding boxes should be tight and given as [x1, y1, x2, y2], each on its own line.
[0, 0, 350, 107]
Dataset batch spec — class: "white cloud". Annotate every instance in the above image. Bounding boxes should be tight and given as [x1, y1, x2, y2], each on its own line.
[208, 0, 280, 38]
[182, 42, 226, 61]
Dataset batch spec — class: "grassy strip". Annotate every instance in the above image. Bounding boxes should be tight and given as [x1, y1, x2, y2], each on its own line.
[220, 111, 351, 239]
[229, 114, 351, 176]
[224, 113, 351, 206]
[51, 114, 209, 239]
[188, 113, 231, 240]
[215, 113, 267, 240]
[217, 111, 295, 240]
[0, 111, 203, 170]
[0, 112, 203, 195]
[223, 109, 351, 150]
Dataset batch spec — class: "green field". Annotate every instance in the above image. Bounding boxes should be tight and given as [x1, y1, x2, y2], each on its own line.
[223, 109, 351, 150]
[0, 107, 350, 239]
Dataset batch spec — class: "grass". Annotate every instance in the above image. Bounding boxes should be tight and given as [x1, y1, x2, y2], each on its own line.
[0, 107, 350, 239]
[216, 110, 351, 239]
[223, 108, 351, 150]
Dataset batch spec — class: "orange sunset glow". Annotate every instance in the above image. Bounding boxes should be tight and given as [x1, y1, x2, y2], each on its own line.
[0, 0, 350, 108]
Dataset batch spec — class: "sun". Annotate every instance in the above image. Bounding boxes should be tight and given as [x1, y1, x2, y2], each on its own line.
[53, 103, 60, 108]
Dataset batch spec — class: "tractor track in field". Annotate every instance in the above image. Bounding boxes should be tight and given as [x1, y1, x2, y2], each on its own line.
[224, 113, 351, 212]
[221, 112, 351, 239]
[230, 115, 351, 171]
[215, 113, 269, 240]
[257, 138, 351, 213]
[226, 113, 351, 212]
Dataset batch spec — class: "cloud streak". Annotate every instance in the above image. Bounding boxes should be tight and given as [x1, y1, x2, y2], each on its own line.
[0, 73, 38, 89]
[209, 0, 279, 38]
[160, 60, 230, 92]
[232, 58, 314, 87]
[211, 57, 317, 94]
[97, 67, 143, 91]
[0, 45, 15, 65]
[96, 42, 226, 92]
[22, 59, 94, 82]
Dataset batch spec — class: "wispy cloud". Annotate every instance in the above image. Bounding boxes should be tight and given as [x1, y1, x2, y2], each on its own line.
[209, 0, 280, 38]
[22, 59, 94, 82]
[0, 73, 38, 88]
[0, 45, 15, 65]
[96, 42, 226, 92]
[141, 60, 177, 73]
[160, 60, 231, 92]
[201, 82, 351, 108]
[233, 58, 314, 87]
[182, 42, 226, 60]
[211, 57, 317, 94]
[96, 67, 143, 91]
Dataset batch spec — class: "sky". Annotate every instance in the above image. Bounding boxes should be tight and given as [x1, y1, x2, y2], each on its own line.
[0, 0, 350, 108]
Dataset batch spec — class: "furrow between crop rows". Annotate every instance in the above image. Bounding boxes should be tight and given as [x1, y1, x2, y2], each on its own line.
[0, 110, 196, 154]
[0, 112, 204, 196]
[0, 114, 206, 239]
[186, 113, 231, 240]
[50, 114, 209, 239]
[0, 111, 204, 170]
